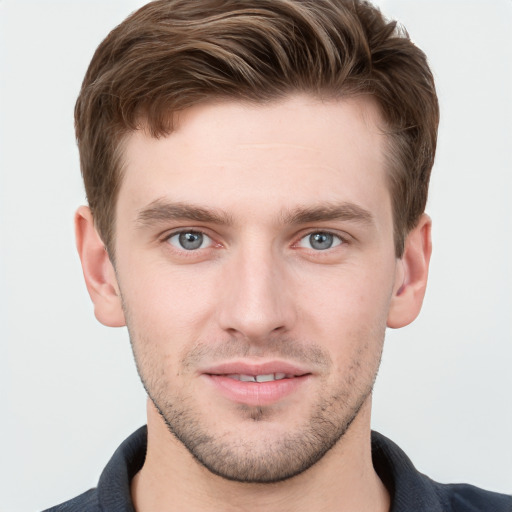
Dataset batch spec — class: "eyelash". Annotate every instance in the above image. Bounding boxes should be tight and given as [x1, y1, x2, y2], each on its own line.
[163, 230, 219, 257]
[163, 228, 348, 254]
[294, 230, 347, 251]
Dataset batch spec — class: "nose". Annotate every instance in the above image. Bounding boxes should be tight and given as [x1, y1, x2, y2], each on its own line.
[217, 243, 297, 342]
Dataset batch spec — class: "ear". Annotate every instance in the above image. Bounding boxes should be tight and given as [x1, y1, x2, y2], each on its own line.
[75, 206, 126, 327]
[387, 214, 432, 329]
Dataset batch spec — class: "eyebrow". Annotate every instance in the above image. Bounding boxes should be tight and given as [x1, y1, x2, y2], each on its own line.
[281, 202, 374, 226]
[136, 200, 233, 227]
[136, 199, 374, 228]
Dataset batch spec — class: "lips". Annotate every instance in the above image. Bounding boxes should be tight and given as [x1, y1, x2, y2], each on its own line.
[201, 361, 311, 406]
[226, 373, 289, 382]
[203, 360, 309, 378]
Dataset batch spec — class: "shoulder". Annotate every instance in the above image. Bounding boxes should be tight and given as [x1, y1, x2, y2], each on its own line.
[371, 431, 511, 512]
[41, 426, 146, 512]
[433, 481, 512, 512]
[42, 488, 99, 512]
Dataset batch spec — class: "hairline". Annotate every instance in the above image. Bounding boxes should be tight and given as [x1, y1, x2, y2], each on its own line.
[99, 92, 408, 263]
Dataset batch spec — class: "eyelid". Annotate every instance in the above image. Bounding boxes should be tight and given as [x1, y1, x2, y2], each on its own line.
[162, 227, 221, 251]
[293, 229, 349, 249]
[159, 226, 350, 254]
[167, 231, 212, 250]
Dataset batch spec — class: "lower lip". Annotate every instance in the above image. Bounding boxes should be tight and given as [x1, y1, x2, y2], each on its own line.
[204, 374, 310, 407]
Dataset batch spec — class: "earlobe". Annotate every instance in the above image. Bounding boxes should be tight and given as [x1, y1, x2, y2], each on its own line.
[387, 214, 432, 329]
[75, 206, 126, 327]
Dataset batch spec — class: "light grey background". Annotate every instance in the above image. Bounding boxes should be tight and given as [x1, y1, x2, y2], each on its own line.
[1, 1, 511, 510]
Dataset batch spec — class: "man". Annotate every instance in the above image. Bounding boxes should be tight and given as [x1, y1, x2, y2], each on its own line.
[44, 0, 511, 510]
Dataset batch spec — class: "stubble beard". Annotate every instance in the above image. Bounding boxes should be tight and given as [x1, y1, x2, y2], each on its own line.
[128, 331, 384, 484]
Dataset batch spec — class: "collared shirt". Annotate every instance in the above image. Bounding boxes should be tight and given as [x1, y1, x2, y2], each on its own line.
[43, 426, 512, 511]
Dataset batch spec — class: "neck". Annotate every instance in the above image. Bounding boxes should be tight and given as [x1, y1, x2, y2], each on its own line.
[131, 399, 390, 512]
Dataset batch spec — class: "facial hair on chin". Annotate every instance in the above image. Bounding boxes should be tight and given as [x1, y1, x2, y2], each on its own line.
[128, 332, 384, 484]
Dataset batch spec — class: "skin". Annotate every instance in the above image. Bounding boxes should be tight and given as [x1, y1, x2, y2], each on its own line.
[76, 94, 431, 512]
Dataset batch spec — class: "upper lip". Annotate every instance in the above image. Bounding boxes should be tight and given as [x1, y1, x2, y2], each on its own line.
[201, 360, 311, 377]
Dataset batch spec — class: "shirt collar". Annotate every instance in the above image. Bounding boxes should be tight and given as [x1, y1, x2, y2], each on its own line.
[95, 426, 443, 511]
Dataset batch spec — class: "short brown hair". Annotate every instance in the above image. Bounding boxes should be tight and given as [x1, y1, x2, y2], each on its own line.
[75, 0, 439, 257]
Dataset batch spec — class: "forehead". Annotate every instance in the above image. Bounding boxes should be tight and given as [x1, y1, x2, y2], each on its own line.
[117, 94, 390, 225]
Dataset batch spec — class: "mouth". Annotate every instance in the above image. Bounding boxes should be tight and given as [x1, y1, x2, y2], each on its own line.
[224, 372, 295, 382]
[201, 362, 312, 406]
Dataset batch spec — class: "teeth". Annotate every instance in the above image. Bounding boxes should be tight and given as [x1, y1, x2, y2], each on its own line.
[256, 374, 275, 383]
[226, 373, 289, 382]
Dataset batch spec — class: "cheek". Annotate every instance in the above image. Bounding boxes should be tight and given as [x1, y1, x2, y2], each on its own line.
[296, 261, 395, 322]
[293, 263, 393, 360]
[118, 259, 223, 344]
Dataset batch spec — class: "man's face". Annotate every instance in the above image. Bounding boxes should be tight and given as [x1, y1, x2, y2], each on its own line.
[113, 95, 401, 482]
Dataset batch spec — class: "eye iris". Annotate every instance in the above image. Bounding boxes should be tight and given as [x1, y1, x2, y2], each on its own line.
[178, 232, 203, 250]
[310, 232, 333, 250]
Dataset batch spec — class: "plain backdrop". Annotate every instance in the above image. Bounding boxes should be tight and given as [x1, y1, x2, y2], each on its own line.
[1, 1, 511, 510]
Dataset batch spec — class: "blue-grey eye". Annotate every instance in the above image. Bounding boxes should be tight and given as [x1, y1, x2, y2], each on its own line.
[299, 232, 342, 250]
[168, 231, 211, 250]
